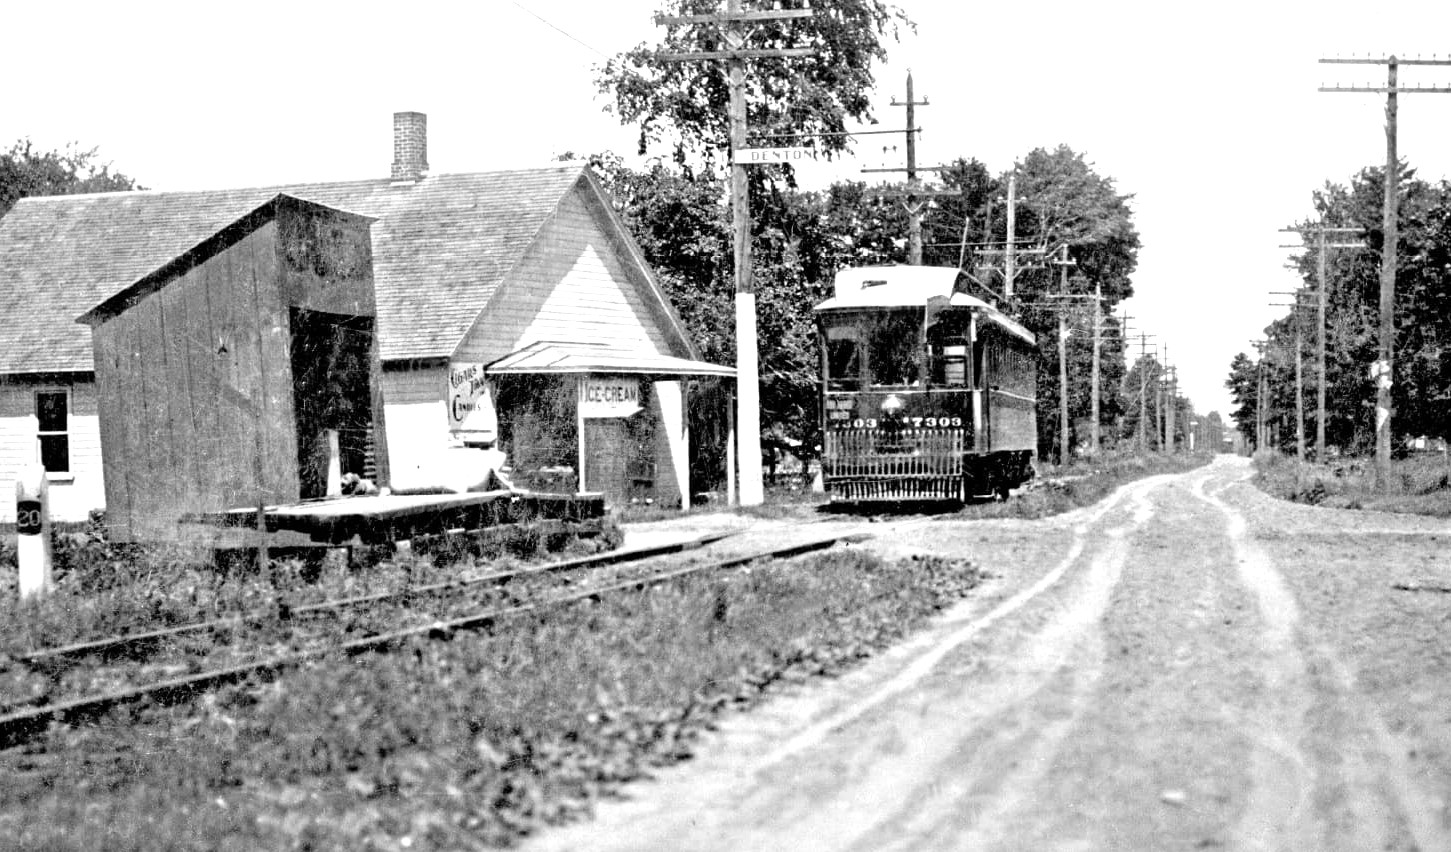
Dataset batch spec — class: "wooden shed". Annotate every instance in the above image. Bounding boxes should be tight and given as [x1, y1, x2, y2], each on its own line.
[75, 194, 387, 543]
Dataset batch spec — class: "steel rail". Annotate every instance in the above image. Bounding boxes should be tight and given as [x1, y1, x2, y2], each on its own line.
[14, 531, 743, 668]
[0, 532, 870, 751]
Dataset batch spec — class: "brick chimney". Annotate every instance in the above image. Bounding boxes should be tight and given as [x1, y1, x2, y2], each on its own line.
[391, 111, 428, 182]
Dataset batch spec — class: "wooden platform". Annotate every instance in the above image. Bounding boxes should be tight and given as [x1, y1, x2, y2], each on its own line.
[184, 490, 606, 545]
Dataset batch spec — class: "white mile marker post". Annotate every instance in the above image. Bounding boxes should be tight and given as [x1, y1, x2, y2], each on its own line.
[15, 463, 53, 600]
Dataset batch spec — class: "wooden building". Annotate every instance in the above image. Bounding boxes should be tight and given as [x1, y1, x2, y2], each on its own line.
[0, 112, 729, 527]
[75, 195, 386, 542]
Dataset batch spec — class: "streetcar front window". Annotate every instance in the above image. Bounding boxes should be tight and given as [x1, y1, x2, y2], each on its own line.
[867, 310, 922, 387]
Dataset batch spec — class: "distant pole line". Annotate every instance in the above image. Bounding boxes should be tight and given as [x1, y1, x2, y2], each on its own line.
[1280, 223, 1365, 460]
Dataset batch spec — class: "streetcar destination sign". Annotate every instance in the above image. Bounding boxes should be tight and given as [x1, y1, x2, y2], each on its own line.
[739, 146, 819, 164]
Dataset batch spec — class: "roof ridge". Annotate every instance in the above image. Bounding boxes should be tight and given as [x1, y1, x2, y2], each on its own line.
[13, 164, 585, 204]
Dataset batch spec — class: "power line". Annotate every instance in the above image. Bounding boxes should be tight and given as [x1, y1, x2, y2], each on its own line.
[511, 1, 608, 59]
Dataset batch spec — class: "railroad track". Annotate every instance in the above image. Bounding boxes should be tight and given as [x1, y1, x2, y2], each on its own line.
[11, 531, 743, 671]
[0, 531, 871, 751]
[0, 531, 751, 719]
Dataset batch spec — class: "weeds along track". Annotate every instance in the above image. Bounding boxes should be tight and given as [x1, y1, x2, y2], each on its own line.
[0, 530, 870, 751]
[0, 532, 744, 721]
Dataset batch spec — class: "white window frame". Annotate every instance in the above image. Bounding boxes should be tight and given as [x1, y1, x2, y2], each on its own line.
[34, 389, 73, 480]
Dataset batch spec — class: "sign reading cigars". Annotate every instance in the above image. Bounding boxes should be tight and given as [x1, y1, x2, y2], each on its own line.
[447, 363, 497, 435]
[580, 377, 642, 419]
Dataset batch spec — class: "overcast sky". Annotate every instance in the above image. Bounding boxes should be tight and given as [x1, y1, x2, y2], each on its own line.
[7, 0, 1451, 420]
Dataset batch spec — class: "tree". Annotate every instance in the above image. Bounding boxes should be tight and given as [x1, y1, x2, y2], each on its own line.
[0, 140, 140, 218]
[596, 0, 912, 172]
[1203, 411, 1227, 453]
[1252, 161, 1451, 459]
[1001, 146, 1141, 459]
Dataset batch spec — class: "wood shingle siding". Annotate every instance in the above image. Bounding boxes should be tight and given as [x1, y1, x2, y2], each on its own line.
[455, 187, 677, 365]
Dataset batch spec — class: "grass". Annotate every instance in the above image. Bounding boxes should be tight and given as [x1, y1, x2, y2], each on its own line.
[960, 449, 1214, 519]
[0, 548, 982, 851]
[620, 451, 1215, 526]
[0, 518, 621, 656]
[1253, 450, 1451, 516]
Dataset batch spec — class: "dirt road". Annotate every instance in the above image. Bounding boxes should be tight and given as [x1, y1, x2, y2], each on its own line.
[526, 456, 1451, 851]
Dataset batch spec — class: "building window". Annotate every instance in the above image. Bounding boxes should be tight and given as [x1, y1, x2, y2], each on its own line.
[36, 391, 69, 473]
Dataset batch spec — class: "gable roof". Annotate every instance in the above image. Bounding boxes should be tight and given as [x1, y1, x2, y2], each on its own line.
[0, 165, 642, 375]
[76, 194, 376, 327]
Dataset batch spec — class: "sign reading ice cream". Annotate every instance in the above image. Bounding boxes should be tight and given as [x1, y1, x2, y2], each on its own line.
[580, 377, 642, 418]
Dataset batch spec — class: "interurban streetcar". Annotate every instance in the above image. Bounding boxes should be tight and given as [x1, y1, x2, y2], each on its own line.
[815, 265, 1039, 502]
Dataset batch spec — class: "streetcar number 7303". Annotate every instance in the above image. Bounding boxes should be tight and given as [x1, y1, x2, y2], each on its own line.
[847, 417, 962, 429]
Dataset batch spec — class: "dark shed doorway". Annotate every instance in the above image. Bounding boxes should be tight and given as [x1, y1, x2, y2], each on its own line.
[290, 307, 376, 498]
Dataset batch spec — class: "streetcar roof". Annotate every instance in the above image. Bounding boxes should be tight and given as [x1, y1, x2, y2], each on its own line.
[814, 265, 1035, 345]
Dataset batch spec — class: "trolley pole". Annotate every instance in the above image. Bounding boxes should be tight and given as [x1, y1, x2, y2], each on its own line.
[1321, 54, 1451, 486]
[656, 2, 814, 506]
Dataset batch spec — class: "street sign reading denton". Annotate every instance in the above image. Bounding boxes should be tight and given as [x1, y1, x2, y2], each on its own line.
[739, 146, 819, 165]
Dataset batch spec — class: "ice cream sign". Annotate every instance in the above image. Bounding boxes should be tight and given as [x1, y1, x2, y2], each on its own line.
[447, 363, 497, 435]
[580, 377, 642, 418]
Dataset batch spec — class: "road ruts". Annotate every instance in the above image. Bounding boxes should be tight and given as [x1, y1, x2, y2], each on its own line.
[524, 456, 1451, 852]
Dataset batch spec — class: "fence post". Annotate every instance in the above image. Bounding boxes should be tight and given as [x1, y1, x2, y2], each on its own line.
[325, 429, 342, 497]
[15, 464, 53, 600]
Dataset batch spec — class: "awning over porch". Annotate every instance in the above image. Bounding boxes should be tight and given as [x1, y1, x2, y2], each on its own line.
[485, 341, 735, 378]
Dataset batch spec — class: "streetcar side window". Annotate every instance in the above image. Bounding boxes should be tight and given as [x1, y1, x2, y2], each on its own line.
[925, 311, 972, 388]
[826, 336, 862, 390]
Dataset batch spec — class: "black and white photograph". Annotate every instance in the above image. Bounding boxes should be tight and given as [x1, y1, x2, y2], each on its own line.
[2, 1, 1451, 849]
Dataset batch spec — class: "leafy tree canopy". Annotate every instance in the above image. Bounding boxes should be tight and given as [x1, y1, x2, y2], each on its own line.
[1008, 145, 1140, 306]
[0, 140, 141, 219]
[596, 0, 912, 173]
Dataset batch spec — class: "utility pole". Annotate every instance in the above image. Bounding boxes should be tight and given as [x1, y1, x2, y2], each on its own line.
[1160, 365, 1172, 452]
[1295, 324, 1304, 460]
[1252, 339, 1268, 452]
[1133, 332, 1156, 453]
[968, 179, 1055, 301]
[1160, 343, 1171, 453]
[1271, 289, 1318, 461]
[1280, 224, 1364, 460]
[863, 72, 953, 266]
[1051, 246, 1076, 464]
[1321, 54, 1451, 486]
[1005, 175, 1017, 296]
[1091, 279, 1102, 453]
[656, 1, 813, 506]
